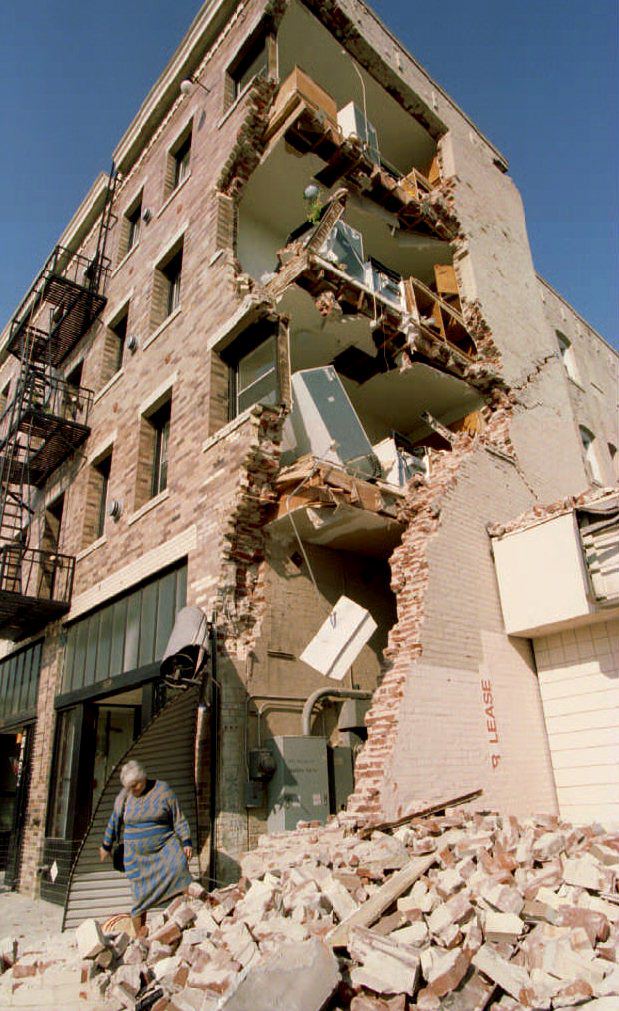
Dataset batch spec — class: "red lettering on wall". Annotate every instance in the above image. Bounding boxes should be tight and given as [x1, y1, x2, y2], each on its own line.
[480, 677, 501, 769]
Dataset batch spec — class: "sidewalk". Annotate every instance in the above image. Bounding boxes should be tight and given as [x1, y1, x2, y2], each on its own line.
[0, 878, 91, 1010]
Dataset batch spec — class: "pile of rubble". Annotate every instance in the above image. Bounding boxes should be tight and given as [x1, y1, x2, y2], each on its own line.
[3, 806, 619, 1010]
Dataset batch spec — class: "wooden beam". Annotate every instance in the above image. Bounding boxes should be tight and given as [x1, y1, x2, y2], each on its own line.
[328, 853, 436, 949]
[359, 788, 484, 839]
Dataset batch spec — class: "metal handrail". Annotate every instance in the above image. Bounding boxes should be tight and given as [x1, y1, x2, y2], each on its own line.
[0, 374, 94, 444]
[0, 544, 75, 604]
[11, 243, 111, 336]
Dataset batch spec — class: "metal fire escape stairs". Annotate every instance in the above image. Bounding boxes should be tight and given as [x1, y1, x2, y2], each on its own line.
[0, 170, 117, 640]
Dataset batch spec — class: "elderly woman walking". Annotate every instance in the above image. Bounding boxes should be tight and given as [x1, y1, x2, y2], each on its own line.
[99, 760, 193, 934]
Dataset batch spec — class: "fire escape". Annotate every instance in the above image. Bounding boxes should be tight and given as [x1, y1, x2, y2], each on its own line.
[0, 178, 115, 640]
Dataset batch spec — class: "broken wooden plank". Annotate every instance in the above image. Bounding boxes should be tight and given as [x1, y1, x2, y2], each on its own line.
[327, 853, 436, 949]
[359, 789, 483, 839]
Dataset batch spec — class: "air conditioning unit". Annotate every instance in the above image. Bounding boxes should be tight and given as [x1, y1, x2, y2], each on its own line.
[281, 366, 380, 480]
[318, 221, 365, 284]
[365, 257, 403, 310]
[337, 102, 380, 164]
[373, 437, 429, 487]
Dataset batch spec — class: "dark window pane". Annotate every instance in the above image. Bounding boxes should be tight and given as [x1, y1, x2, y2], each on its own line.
[28, 643, 42, 710]
[110, 597, 128, 678]
[14, 652, 25, 713]
[84, 612, 101, 686]
[155, 570, 177, 660]
[63, 626, 76, 693]
[48, 708, 77, 838]
[21, 650, 33, 714]
[0, 666, 6, 719]
[150, 400, 171, 498]
[97, 604, 114, 683]
[127, 204, 141, 251]
[176, 565, 187, 613]
[124, 590, 141, 672]
[139, 582, 158, 667]
[6, 657, 17, 715]
[173, 135, 191, 188]
[73, 620, 89, 692]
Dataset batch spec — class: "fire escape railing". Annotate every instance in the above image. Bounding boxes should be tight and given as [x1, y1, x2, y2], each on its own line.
[0, 169, 116, 639]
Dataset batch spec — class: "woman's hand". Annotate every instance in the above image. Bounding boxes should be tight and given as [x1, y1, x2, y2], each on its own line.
[183, 846, 193, 862]
[99, 847, 110, 863]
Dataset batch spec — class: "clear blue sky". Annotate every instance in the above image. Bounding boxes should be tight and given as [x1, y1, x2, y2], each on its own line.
[1, 1, 617, 346]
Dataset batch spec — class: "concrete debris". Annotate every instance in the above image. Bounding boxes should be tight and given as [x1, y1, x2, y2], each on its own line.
[2, 808, 617, 1009]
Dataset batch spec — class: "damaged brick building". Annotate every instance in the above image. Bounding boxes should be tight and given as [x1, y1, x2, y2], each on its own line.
[0, 0, 616, 927]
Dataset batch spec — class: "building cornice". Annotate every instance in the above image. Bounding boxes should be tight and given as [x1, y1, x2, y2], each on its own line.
[113, 0, 239, 175]
[537, 274, 618, 358]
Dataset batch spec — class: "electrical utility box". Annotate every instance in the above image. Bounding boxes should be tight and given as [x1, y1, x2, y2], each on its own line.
[266, 736, 330, 833]
[328, 746, 354, 814]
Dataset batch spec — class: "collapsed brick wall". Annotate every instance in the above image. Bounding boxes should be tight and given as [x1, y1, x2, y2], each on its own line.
[195, 405, 285, 876]
[214, 405, 285, 657]
[347, 389, 556, 822]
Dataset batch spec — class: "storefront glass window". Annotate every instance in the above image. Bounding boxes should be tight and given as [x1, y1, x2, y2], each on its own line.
[61, 563, 187, 695]
[47, 709, 78, 838]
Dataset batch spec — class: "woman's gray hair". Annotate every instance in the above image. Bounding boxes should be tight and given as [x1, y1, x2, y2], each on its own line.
[120, 760, 147, 788]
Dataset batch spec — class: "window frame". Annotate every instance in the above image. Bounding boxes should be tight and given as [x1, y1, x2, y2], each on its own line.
[223, 320, 280, 421]
[556, 330, 581, 385]
[118, 190, 143, 263]
[579, 425, 604, 485]
[165, 123, 193, 198]
[126, 203, 141, 253]
[150, 400, 171, 499]
[106, 307, 128, 382]
[151, 239, 184, 333]
[165, 250, 183, 317]
[225, 23, 274, 109]
[94, 451, 112, 541]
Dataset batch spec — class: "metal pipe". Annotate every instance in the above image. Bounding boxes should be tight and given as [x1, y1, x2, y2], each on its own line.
[207, 621, 219, 891]
[302, 687, 371, 737]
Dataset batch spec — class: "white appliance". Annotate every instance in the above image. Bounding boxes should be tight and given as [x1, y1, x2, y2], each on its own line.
[318, 221, 365, 284]
[373, 436, 428, 487]
[337, 102, 380, 164]
[365, 259, 404, 309]
[281, 366, 379, 480]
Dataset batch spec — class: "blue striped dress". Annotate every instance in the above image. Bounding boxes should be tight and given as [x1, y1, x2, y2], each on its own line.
[102, 780, 193, 916]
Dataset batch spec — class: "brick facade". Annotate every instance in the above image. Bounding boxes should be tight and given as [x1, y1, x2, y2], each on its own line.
[0, 0, 616, 899]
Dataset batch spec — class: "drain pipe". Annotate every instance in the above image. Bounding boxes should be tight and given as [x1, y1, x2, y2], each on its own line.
[302, 687, 372, 736]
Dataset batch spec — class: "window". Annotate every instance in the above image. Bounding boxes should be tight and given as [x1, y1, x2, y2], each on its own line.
[151, 401, 171, 498]
[173, 134, 191, 189]
[101, 308, 128, 386]
[165, 128, 192, 197]
[82, 451, 112, 548]
[225, 321, 279, 419]
[66, 361, 83, 391]
[557, 331, 580, 384]
[47, 708, 79, 838]
[126, 202, 141, 252]
[135, 395, 172, 509]
[579, 426, 604, 485]
[226, 27, 270, 107]
[118, 193, 142, 262]
[61, 362, 84, 422]
[62, 564, 187, 694]
[0, 381, 10, 417]
[151, 241, 184, 331]
[165, 249, 183, 317]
